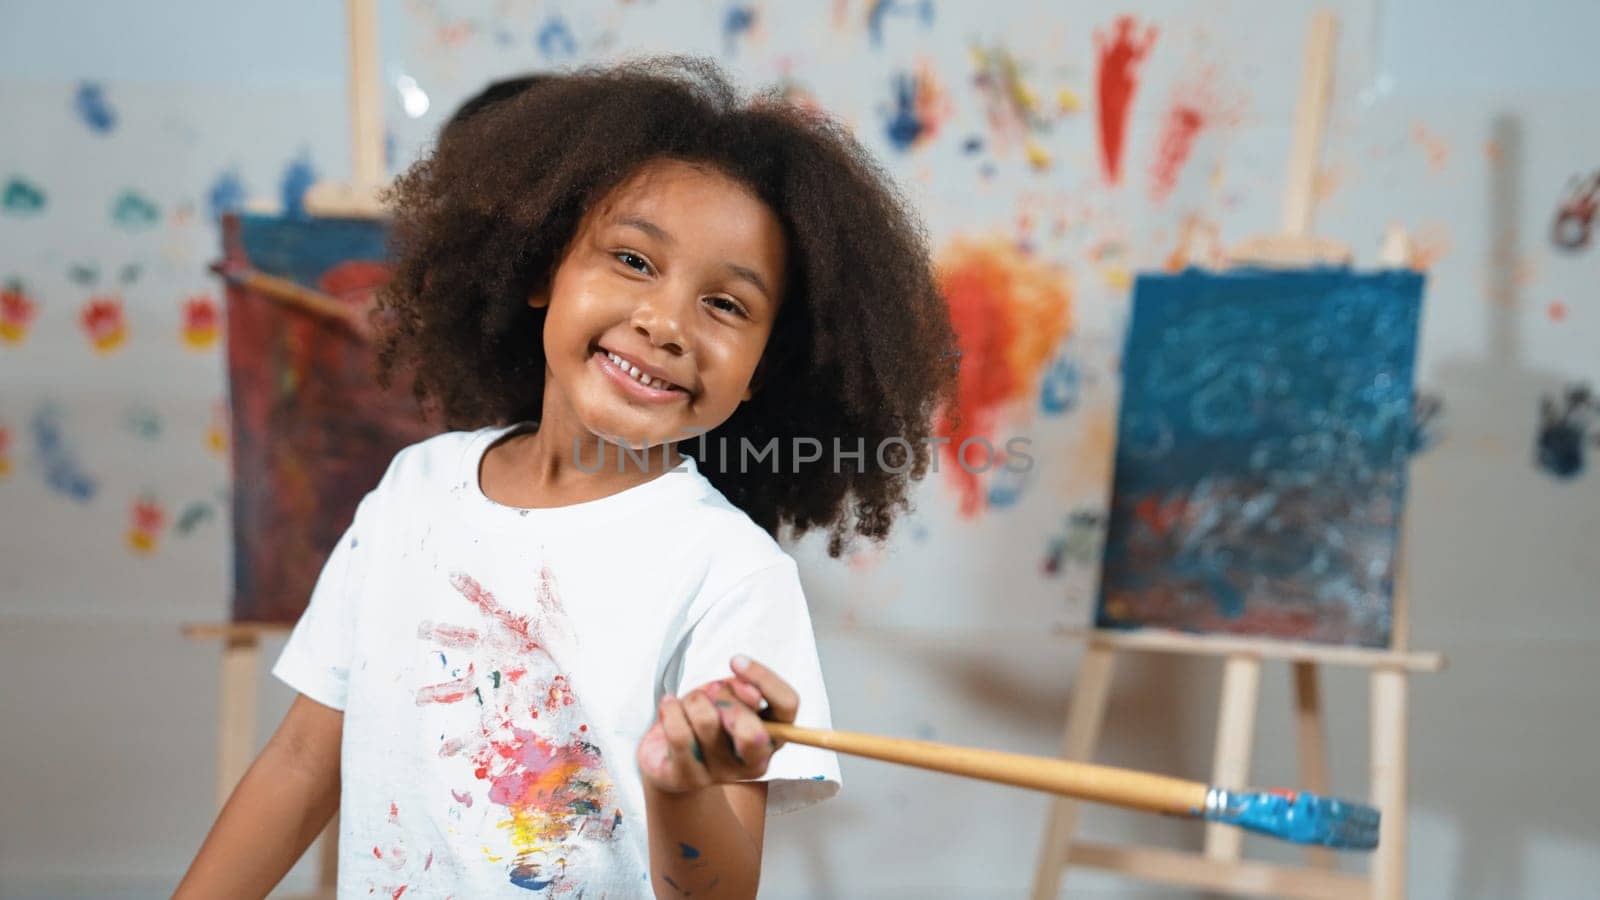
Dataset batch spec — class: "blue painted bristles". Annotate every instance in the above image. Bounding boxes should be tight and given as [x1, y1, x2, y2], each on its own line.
[1201, 788, 1381, 850]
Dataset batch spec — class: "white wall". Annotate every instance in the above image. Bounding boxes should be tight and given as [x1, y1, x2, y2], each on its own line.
[3, 1, 1598, 897]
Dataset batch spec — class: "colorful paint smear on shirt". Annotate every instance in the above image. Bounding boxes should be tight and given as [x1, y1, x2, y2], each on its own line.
[74, 82, 117, 134]
[2, 176, 47, 215]
[935, 236, 1073, 516]
[420, 569, 622, 892]
[79, 296, 127, 353]
[1094, 15, 1157, 186]
[2, 279, 39, 344]
[182, 294, 220, 349]
[0, 424, 12, 480]
[127, 497, 166, 554]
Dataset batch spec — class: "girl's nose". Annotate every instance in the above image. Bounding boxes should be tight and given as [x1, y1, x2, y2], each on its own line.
[631, 289, 689, 355]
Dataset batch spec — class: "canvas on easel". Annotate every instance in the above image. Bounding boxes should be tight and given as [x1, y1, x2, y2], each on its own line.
[1031, 11, 1444, 900]
[1098, 267, 1425, 649]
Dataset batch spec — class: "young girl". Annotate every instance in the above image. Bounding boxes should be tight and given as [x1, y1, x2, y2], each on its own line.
[177, 57, 957, 898]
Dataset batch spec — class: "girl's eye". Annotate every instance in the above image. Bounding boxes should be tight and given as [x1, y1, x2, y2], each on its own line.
[705, 295, 747, 318]
[615, 251, 651, 274]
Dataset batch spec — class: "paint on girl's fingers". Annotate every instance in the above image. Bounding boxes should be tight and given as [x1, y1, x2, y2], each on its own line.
[690, 740, 705, 764]
[679, 842, 700, 860]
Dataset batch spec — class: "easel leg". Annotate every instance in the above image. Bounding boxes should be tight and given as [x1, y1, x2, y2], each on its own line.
[216, 635, 260, 808]
[1371, 667, 1409, 899]
[1292, 661, 1335, 869]
[1204, 655, 1261, 862]
[1029, 642, 1117, 900]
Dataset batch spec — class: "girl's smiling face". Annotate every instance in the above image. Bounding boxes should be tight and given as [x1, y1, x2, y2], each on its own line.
[533, 159, 787, 450]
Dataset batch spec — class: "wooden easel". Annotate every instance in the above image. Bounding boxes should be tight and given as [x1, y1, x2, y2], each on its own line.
[181, 623, 338, 900]
[181, 2, 387, 896]
[1030, 12, 1445, 899]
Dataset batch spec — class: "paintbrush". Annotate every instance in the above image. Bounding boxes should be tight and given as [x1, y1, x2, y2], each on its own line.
[763, 721, 1379, 850]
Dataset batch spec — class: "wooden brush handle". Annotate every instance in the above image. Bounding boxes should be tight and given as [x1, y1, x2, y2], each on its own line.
[764, 721, 1209, 816]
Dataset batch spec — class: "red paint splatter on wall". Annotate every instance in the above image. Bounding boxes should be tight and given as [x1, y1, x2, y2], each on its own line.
[2, 279, 38, 344]
[935, 237, 1073, 516]
[181, 294, 220, 349]
[1149, 105, 1204, 202]
[127, 497, 166, 554]
[1094, 15, 1157, 186]
[1149, 67, 1241, 204]
[80, 295, 127, 353]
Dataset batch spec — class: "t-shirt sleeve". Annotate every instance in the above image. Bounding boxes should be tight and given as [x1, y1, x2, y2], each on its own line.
[669, 556, 842, 816]
[269, 491, 377, 712]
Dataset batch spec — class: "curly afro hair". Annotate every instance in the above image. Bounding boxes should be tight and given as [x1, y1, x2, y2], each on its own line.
[377, 56, 958, 556]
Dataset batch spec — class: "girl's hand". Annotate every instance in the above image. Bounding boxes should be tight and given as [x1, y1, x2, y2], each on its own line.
[636, 654, 798, 795]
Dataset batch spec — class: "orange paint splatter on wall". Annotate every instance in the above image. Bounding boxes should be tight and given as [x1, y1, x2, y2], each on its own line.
[2, 279, 38, 344]
[182, 294, 220, 349]
[80, 296, 127, 353]
[127, 497, 166, 554]
[935, 236, 1073, 515]
[1412, 122, 1450, 172]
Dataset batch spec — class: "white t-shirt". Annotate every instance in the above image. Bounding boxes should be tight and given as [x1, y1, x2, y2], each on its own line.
[272, 424, 841, 899]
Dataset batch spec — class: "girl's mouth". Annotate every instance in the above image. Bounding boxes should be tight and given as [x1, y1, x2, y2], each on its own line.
[592, 349, 688, 404]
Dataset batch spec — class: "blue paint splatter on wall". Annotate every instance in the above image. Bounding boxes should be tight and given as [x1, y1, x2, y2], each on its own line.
[208, 169, 247, 222]
[74, 82, 117, 134]
[124, 405, 162, 439]
[536, 15, 577, 58]
[883, 71, 924, 152]
[2, 177, 47, 215]
[867, 0, 935, 47]
[111, 190, 160, 230]
[1536, 384, 1596, 479]
[1039, 354, 1082, 415]
[280, 152, 317, 218]
[31, 404, 98, 502]
[175, 501, 216, 536]
[723, 5, 756, 54]
[67, 262, 99, 286]
[985, 461, 1031, 509]
[1098, 269, 1425, 648]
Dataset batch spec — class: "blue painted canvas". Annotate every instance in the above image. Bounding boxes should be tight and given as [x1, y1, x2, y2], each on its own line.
[1096, 268, 1425, 648]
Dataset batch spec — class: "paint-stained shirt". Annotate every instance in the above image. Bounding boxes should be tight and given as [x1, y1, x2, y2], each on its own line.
[272, 424, 841, 898]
